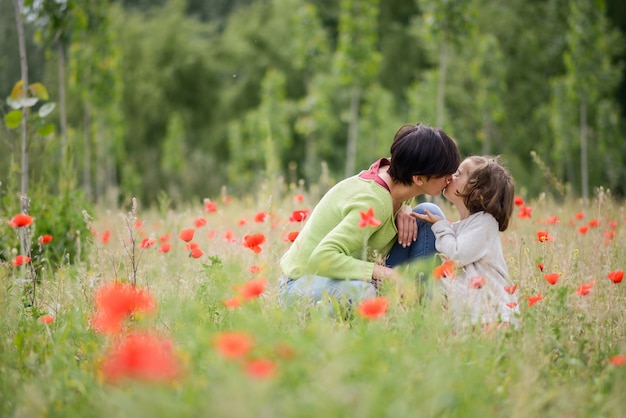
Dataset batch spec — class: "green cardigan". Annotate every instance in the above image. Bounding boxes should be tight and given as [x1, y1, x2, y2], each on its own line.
[280, 174, 398, 282]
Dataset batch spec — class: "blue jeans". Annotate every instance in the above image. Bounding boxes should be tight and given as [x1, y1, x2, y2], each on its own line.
[385, 202, 444, 267]
[278, 274, 376, 308]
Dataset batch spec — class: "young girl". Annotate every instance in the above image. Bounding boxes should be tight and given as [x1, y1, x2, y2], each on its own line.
[415, 156, 519, 329]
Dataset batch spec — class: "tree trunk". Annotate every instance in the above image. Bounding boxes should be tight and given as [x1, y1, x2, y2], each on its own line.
[580, 99, 588, 203]
[344, 85, 361, 177]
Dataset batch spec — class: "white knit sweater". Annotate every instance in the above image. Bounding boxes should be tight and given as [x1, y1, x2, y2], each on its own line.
[431, 211, 519, 327]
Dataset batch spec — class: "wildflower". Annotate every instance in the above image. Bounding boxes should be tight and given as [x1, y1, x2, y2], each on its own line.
[469, 276, 486, 289]
[254, 211, 268, 223]
[190, 247, 204, 258]
[536, 231, 551, 242]
[578, 226, 589, 234]
[237, 218, 248, 226]
[588, 219, 600, 228]
[12, 255, 31, 266]
[609, 355, 626, 367]
[574, 211, 585, 220]
[604, 230, 616, 244]
[504, 285, 517, 294]
[159, 234, 171, 242]
[526, 293, 543, 307]
[357, 297, 389, 319]
[204, 199, 217, 213]
[140, 238, 156, 248]
[576, 280, 595, 296]
[7, 213, 33, 228]
[223, 297, 242, 308]
[506, 302, 518, 309]
[544, 273, 561, 285]
[289, 209, 310, 222]
[433, 260, 456, 280]
[38, 234, 53, 245]
[513, 196, 524, 206]
[248, 265, 262, 274]
[178, 228, 195, 242]
[243, 233, 265, 254]
[224, 230, 237, 243]
[101, 230, 111, 244]
[245, 359, 277, 379]
[517, 205, 532, 219]
[214, 331, 253, 359]
[608, 220, 618, 230]
[100, 331, 180, 383]
[92, 283, 156, 334]
[158, 242, 171, 253]
[239, 278, 267, 300]
[607, 270, 624, 284]
[285, 231, 299, 242]
[537, 263, 544, 272]
[207, 229, 217, 239]
[293, 194, 304, 203]
[40, 315, 54, 324]
[134, 220, 143, 229]
[358, 207, 381, 228]
[546, 216, 560, 225]
[194, 217, 207, 228]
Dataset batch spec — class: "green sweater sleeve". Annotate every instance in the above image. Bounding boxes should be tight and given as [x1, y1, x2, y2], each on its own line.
[280, 176, 397, 281]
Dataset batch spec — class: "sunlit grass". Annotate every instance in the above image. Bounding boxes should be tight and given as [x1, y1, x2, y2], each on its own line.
[0, 188, 625, 418]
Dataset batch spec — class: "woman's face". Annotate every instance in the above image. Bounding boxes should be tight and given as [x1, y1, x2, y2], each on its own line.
[443, 159, 474, 203]
[422, 174, 453, 197]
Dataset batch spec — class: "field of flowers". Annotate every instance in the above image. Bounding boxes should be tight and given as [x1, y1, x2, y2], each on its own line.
[1, 187, 625, 418]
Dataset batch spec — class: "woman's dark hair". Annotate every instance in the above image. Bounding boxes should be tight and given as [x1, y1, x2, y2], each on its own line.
[459, 156, 515, 232]
[387, 123, 461, 186]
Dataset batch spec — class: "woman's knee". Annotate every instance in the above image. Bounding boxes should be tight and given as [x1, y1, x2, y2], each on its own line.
[413, 202, 445, 218]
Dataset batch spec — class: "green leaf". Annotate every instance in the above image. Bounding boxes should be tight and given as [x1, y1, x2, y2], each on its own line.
[37, 124, 55, 137]
[29, 83, 49, 100]
[4, 110, 23, 129]
[38, 102, 56, 118]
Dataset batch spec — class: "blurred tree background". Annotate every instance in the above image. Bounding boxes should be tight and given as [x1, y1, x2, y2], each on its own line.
[1, 0, 625, 208]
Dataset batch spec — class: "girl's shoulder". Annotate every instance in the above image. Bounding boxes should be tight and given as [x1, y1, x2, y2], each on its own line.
[464, 211, 499, 228]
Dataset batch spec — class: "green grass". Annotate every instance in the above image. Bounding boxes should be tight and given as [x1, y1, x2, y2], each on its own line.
[0, 191, 625, 418]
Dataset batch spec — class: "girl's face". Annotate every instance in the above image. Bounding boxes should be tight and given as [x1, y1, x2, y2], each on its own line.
[443, 158, 475, 204]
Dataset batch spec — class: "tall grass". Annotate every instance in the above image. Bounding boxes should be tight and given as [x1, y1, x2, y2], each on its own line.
[0, 188, 624, 418]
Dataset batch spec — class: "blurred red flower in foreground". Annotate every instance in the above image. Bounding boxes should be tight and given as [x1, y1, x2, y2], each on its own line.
[249, 265, 262, 274]
[544, 273, 561, 285]
[38, 234, 53, 245]
[194, 217, 207, 228]
[7, 213, 33, 228]
[607, 270, 624, 284]
[433, 260, 456, 280]
[243, 233, 265, 253]
[537, 263, 545, 272]
[100, 331, 180, 383]
[574, 211, 585, 220]
[12, 255, 31, 266]
[609, 354, 626, 366]
[358, 297, 389, 319]
[100, 230, 111, 244]
[289, 209, 310, 222]
[358, 207, 381, 228]
[239, 278, 267, 300]
[254, 211, 269, 223]
[158, 242, 171, 253]
[223, 297, 242, 308]
[178, 228, 195, 242]
[504, 285, 517, 294]
[204, 199, 217, 213]
[513, 196, 524, 206]
[245, 358, 277, 379]
[140, 238, 156, 248]
[526, 293, 543, 307]
[536, 231, 552, 242]
[285, 231, 299, 242]
[517, 206, 532, 219]
[469, 276, 486, 289]
[576, 280, 596, 296]
[214, 331, 253, 359]
[92, 283, 156, 334]
[40, 315, 54, 324]
[578, 226, 589, 235]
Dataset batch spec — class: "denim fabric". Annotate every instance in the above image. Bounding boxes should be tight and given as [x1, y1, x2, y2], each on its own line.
[278, 274, 376, 308]
[385, 202, 445, 267]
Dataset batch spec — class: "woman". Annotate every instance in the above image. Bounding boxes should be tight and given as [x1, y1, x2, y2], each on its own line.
[279, 123, 461, 307]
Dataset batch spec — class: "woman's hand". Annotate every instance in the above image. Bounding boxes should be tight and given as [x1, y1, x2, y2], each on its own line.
[411, 209, 443, 224]
[396, 205, 417, 247]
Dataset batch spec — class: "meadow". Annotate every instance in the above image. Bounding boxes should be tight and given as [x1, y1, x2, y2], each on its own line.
[0, 186, 625, 418]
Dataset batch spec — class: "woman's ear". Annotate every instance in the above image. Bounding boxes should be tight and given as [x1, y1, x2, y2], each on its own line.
[413, 175, 423, 186]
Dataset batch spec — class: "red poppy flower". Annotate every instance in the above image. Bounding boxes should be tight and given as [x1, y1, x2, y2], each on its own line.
[214, 331, 253, 359]
[40, 315, 54, 324]
[248, 265, 262, 274]
[469, 276, 486, 289]
[92, 283, 156, 334]
[285, 231, 299, 242]
[574, 211, 585, 220]
[588, 219, 600, 228]
[158, 242, 171, 253]
[537, 263, 545, 272]
[101, 230, 111, 244]
[178, 228, 195, 242]
[513, 196, 524, 206]
[100, 331, 180, 383]
[608, 220, 618, 230]
[293, 194, 304, 203]
[544, 273, 561, 285]
[506, 302, 518, 309]
[243, 233, 266, 253]
[207, 229, 217, 239]
[433, 260, 456, 280]
[140, 238, 156, 248]
[357, 297, 389, 319]
[38, 234, 53, 245]
[536, 231, 552, 242]
[245, 358, 277, 379]
[224, 230, 237, 243]
[609, 354, 626, 366]
[504, 285, 517, 294]
[576, 280, 596, 296]
[607, 270, 624, 284]
[545, 216, 560, 225]
[604, 230, 616, 244]
[526, 293, 543, 307]
[254, 211, 269, 223]
[159, 234, 171, 242]
[7, 213, 33, 228]
[194, 217, 207, 228]
[189, 247, 203, 258]
[238, 218, 248, 226]
[578, 226, 589, 234]
[517, 205, 533, 219]
[223, 297, 242, 308]
[204, 199, 217, 213]
[289, 209, 310, 222]
[134, 220, 143, 229]
[12, 255, 31, 266]
[239, 278, 267, 300]
[359, 207, 382, 228]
